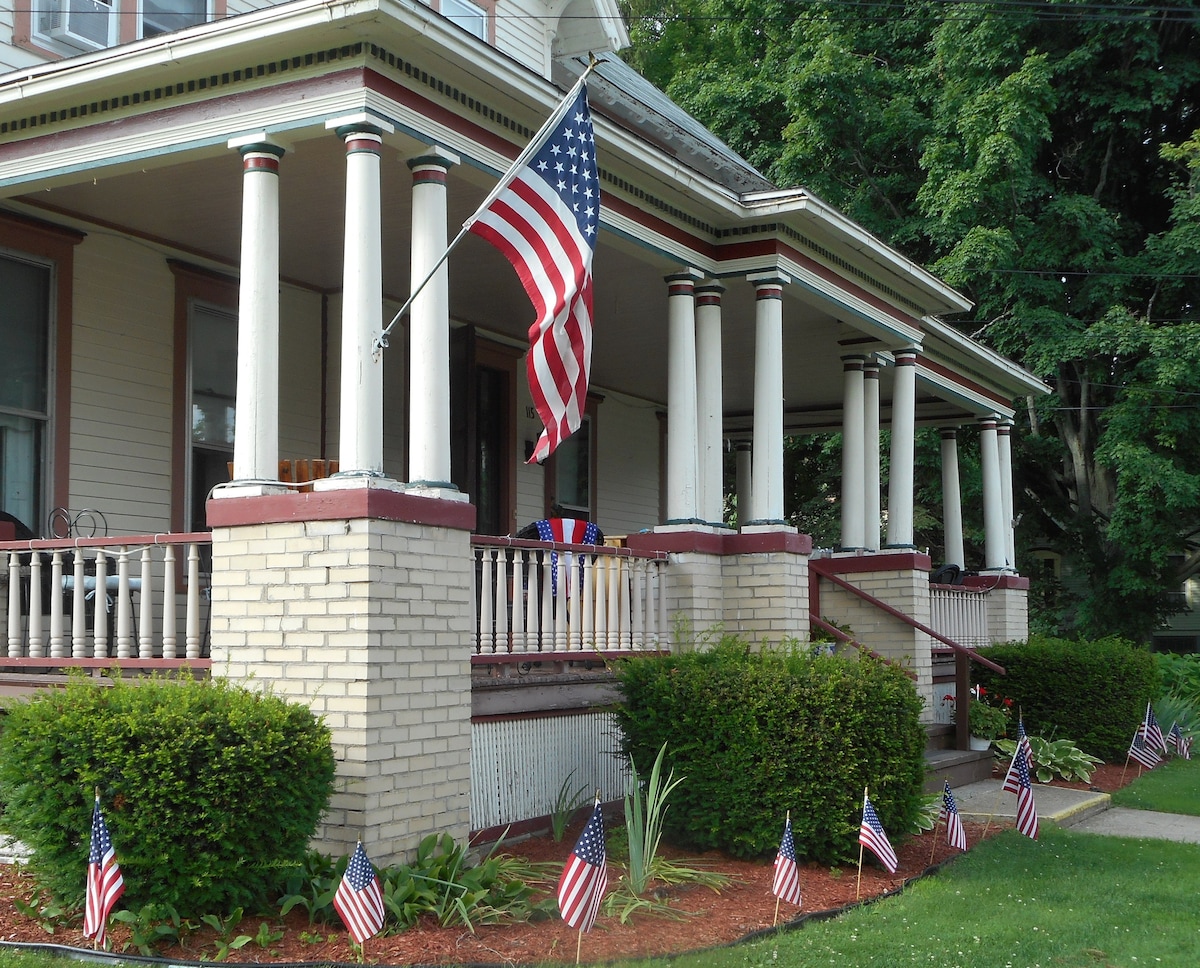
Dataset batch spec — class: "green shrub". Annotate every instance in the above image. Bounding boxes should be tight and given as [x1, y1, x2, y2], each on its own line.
[0, 673, 335, 916]
[1156, 652, 1200, 706]
[613, 636, 925, 864]
[973, 635, 1158, 762]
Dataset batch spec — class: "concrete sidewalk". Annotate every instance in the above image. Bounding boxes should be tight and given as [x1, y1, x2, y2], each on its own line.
[952, 778, 1200, 844]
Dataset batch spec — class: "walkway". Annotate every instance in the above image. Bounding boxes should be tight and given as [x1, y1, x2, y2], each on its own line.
[953, 778, 1200, 844]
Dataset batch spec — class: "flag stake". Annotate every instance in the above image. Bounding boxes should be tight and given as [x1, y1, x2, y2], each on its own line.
[373, 55, 604, 359]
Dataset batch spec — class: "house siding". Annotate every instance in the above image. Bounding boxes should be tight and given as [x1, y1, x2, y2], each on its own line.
[494, 0, 549, 77]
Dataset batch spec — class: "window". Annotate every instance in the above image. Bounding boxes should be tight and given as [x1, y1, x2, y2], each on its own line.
[543, 395, 599, 521]
[141, 0, 207, 38]
[189, 303, 236, 531]
[439, 0, 487, 40]
[0, 254, 52, 534]
[34, 0, 114, 54]
[170, 263, 238, 533]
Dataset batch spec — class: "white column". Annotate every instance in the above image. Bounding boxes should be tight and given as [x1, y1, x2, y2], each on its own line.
[695, 281, 725, 526]
[840, 355, 867, 549]
[735, 442, 753, 527]
[885, 349, 918, 548]
[665, 270, 701, 523]
[408, 148, 461, 488]
[328, 116, 394, 476]
[864, 362, 881, 551]
[979, 417, 1007, 570]
[940, 428, 965, 569]
[748, 273, 789, 523]
[998, 418, 1016, 569]
[228, 136, 285, 482]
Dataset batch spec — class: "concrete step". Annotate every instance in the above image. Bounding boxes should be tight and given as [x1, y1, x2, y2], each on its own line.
[924, 747, 995, 793]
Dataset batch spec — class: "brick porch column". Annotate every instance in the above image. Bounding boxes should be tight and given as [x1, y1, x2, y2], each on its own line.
[206, 489, 476, 864]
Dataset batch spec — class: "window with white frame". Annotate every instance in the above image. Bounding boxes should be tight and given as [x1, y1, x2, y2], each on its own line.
[141, 0, 208, 38]
[0, 252, 52, 535]
[189, 302, 236, 531]
[440, 0, 487, 40]
[33, 0, 115, 54]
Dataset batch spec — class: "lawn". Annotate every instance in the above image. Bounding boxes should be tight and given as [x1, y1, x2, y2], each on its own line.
[612, 826, 1200, 968]
[1111, 756, 1199, 815]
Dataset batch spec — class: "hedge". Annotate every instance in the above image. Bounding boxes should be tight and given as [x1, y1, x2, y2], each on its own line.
[0, 673, 335, 916]
[973, 635, 1159, 762]
[613, 638, 925, 864]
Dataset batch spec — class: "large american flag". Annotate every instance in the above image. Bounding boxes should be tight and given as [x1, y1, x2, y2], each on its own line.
[771, 816, 802, 906]
[940, 781, 967, 852]
[468, 82, 599, 464]
[333, 841, 385, 944]
[82, 797, 125, 948]
[858, 793, 898, 874]
[557, 800, 607, 932]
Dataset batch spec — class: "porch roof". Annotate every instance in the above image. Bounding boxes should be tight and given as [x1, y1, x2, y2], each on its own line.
[0, 0, 1046, 426]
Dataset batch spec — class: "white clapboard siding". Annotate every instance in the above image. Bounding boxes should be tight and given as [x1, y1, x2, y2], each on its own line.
[471, 711, 628, 830]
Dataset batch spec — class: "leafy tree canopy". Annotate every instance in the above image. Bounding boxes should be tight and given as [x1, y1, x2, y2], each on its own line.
[625, 0, 1200, 640]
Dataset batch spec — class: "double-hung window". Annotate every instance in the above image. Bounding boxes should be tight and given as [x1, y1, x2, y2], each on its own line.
[0, 253, 52, 534]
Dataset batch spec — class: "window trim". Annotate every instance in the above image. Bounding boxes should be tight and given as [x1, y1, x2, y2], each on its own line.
[169, 260, 238, 534]
[431, 0, 495, 45]
[542, 393, 600, 522]
[0, 212, 83, 527]
[15, 0, 228, 58]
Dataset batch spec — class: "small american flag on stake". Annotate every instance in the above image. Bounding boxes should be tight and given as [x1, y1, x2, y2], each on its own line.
[858, 791, 898, 874]
[771, 815, 802, 908]
[1168, 721, 1192, 759]
[1128, 726, 1161, 770]
[941, 781, 967, 851]
[82, 795, 125, 949]
[557, 799, 607, 933]
[1143, 702, 1168, 754]
[333, 841, 385, 944]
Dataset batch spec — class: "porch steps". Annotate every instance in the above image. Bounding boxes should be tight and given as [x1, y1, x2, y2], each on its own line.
[923, 723, 995, 793]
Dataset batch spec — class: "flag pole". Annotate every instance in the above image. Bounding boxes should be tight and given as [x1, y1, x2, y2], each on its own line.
[855, 787, 868, 900]
[373, 55, 603, 358]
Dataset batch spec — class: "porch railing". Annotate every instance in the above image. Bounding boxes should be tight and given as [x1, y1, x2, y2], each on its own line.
[1, 533, 212, 667]
[929, 583, 990, 651]
[471, 536, 669, 657]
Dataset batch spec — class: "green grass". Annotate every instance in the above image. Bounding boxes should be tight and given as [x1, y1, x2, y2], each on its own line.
[1111, 755, 1199, 815]
[0, 952, 74, 968]
[610, 827, 1200, 968]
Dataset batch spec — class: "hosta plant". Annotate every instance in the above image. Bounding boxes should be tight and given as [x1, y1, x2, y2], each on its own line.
[994, 735, 1103, 784]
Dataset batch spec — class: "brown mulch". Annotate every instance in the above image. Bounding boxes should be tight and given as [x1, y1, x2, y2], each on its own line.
[0, 765, 1135, 966]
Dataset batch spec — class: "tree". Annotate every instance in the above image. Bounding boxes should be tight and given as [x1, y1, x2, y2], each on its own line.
[624, 0, 1200, 640]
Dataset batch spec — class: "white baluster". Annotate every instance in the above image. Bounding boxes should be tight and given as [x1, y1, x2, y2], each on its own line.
[631, 559, 645, 649]
[71, 550, 87, 658]
[139, 547, 154, 659]
[511, 550, 526, 652]
[608, 555, 622, 650]
[93, 551, 108, 658]
[116, 548, 132, 659]
[479, 548, 495, 655]
[540, 551, 553, 653]
[185, 543, 201, 660]
[582, 553, 595, 651]
[49, 551, 65, 658]
[7, 551, 22, 658]
[657, 560, 667, 649]
[162, 544, 177, 659]
[565, 553, 580, 650]
[494, 549, 509, 654]
[27, 551, 43, 658]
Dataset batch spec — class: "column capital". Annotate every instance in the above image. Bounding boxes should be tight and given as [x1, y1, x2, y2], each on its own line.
[695, 279, 726, 302]
[664, 267, 703, 287]
[407, 146, 461, 173]
[325, 113, 395, 141]
[841, 354, 868, 369]
[227, 132, 289, 156]
[892, 347, 920, 365]
[939, 426, 959, 440]
[747, 270, 791, 289]
[864, 361, 881, 378]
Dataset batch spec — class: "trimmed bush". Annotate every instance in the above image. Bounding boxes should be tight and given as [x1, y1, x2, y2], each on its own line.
[613, 638, 925, 864]
[0, 673, 335, 916]
[973, 635, 1158, 762]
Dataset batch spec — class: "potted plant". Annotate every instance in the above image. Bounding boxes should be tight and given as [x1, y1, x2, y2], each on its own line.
[967, 700, 1009, 748]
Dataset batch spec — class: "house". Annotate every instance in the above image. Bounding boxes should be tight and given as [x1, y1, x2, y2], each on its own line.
[0, 0, 1048, 862]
